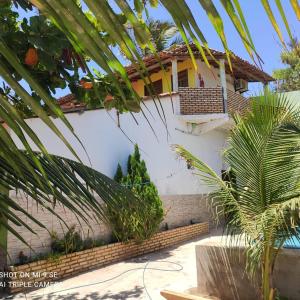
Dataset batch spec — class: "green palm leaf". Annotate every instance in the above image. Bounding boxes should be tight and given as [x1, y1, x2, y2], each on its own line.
[175, 93, 300, 299]
[261, 0, 285, 45]
[290, 0, 300, 20]
[275, 0, 293, 42]
[1, 150, 140, 248]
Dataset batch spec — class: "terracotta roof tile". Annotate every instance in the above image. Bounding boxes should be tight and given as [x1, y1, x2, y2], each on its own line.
[57, 44, 274, 111]
[126, 43, 274, 83]
[57, 94, 86, 112]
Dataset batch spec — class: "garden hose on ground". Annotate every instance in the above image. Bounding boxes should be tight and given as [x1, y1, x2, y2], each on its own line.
[15, 260, 183, 300]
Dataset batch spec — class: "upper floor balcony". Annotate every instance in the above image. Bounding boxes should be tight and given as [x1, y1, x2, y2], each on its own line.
[127, 44, 273, 129]
[174, 87, 250, 133]
[178, 87, 250, 116]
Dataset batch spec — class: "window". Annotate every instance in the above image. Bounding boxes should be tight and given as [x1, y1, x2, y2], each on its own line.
[144, 79, 163, 96]
[178, 69, 189, 87]
[171, 69, 189, 91]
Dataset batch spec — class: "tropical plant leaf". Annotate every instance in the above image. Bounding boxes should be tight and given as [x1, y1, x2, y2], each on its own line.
[275, 0, 293, 42]
[1, 150, 140, 248]
[175, 92, 300, 298]
[261, 0, 285, 45]
[290, 0, 300, 20]
[220, 0, 256, 61]
[197, 0, 232, 69]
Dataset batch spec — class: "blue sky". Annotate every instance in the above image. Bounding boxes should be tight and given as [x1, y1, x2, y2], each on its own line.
[143, 1, 299, 94]
[11, 1, 300, 97]
[100, 1, 298, 96]
[65, 1, 300, 96]
[149, 1, 299, 72]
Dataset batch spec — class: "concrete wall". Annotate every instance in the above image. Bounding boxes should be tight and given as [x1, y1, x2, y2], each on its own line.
[195, 238, 300, 300]
[8, 193, 213, 265]
[7, 193, 111, 265]
[12, 95, 227, 196]
[9, 95, 227, 264]
[161, 194, 215, 229]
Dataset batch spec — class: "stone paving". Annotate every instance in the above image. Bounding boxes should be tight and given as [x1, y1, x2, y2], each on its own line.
[5, 232, 220, 300]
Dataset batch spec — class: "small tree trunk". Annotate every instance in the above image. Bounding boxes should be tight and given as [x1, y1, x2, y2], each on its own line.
[262, 245, 275, 300]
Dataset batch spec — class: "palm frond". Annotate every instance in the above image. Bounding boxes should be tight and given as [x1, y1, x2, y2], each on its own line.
[175, 92, 300, 283]
[1, 150, 140, 247]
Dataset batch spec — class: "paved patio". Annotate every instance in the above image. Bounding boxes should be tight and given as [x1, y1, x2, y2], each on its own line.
[6, 231, 220, 300]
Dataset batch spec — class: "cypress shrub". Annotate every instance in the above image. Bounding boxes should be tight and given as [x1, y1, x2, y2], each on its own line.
[109, 144, 164, 243]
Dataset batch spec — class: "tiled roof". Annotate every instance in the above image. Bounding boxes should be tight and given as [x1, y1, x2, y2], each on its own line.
[126, 43, 274, 83]
[57, 44, 274, 111]
[57, 94, 86, 112]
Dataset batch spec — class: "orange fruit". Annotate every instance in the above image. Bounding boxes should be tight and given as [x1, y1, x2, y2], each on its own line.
[83, 82, 93, 89]
[105, 95, 113, 101]
[25, 48, 38, 67]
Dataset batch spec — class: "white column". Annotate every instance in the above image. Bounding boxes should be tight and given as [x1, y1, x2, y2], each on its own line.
[172, 59, 178, 92]
[195, 59, 201, 88]
[219, 59, 228, 113]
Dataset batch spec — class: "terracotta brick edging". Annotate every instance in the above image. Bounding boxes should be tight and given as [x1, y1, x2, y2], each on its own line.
[7, 222, 209, 294]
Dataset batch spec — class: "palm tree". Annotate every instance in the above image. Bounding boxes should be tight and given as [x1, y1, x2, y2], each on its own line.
[142, 19, 179, 55]
[175, 93, 300, 300]
[0, 150, 140, 273]
[273, 38, 300, 92]
[0, 0, 298, 252]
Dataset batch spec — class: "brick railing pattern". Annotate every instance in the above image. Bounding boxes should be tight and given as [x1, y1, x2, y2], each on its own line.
[8, 222, 209, 293]
[179, 87, 249, 115]
[179, 87, 224, 115]
[227, 89, 250, 115]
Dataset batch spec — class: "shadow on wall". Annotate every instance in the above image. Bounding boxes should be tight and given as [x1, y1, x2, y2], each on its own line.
[196, 244, 261, 300]
[196, 243, 300, 300]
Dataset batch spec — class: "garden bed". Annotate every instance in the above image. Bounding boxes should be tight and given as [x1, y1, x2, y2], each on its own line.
[8, 222, 209, 293]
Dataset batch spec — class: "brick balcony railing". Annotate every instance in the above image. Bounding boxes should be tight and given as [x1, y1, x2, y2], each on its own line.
[179, 87, 249, 115]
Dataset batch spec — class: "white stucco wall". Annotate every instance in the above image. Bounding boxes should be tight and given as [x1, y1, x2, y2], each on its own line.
[12, 95, 227, 195]
[8, 95, 229, 263]
[197, 61, 235, 92]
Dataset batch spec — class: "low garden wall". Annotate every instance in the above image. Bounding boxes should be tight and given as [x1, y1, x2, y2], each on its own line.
[8, 193, 213, 264]
[8, 222, 209, 294]
[196, 236, 300, 300]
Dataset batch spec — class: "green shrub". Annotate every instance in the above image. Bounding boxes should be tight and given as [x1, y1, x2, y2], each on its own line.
[82, 237, 94, 250]
[18, 251, 28, 265]
[50, 226, 106, 254]
[50, 231, 66, 253]
[93, 238, 105, 247]
[109, 144, 164, 243]
[16, 251, 62, 266]
[15, 228, 107, 266]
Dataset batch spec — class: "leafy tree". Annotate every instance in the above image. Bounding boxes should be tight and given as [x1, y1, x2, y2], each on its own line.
[111, 144, 164, 242]
[0, 3, 138, 117]
[0, 5, 83, 110]
[175, 93, 300, 300]
[273, 39, 300, 92]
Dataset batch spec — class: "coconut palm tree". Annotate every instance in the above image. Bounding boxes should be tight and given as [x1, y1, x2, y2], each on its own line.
[273, 38, 300, 92]
[175, 93, 300, 300]
[142, 19, 179, 55]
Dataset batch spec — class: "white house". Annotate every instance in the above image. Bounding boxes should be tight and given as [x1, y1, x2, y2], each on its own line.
[8, 44, 273, 263]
